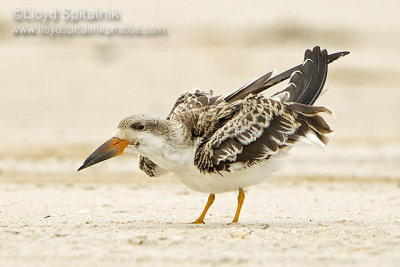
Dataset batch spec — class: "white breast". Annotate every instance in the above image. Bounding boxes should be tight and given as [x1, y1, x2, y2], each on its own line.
[134, 133, 289, 193]
[134, 133, 197, 172]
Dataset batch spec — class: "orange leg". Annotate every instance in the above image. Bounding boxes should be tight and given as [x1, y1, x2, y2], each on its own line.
[191, 193, 215, 224]
[231, 188, 245, 223]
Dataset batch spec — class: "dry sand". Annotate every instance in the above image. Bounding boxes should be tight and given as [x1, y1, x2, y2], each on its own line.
[1, 179, 400, 266]
[1, 0, 400, 266]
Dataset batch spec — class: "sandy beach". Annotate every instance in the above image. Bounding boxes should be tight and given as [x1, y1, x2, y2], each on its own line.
[1, 179, 400, 266]
[1, 0, 400, 266]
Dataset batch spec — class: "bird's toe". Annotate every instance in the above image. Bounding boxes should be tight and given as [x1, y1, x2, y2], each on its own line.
[190, 219, 205, 224]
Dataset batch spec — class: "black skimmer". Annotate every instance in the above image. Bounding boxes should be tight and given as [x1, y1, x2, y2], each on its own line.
[78, 46, 349, 224]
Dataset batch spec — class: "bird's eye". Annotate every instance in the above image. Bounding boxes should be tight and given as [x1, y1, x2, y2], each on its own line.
[130, 122, 146, 130]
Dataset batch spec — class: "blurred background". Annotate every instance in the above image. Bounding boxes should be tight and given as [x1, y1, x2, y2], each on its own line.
[0, 0, 399, 183]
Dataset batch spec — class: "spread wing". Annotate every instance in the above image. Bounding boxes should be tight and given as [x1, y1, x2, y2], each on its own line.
[194, 95, 333, 173]
[224, 46, 349, 103]
[194, 47, 335, 174]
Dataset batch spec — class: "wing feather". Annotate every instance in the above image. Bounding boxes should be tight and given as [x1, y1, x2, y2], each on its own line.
[195, 95, 333, 173]
[272, 46, 328, 105]
[225, 46, 349, 103]
[194, 96, 298, 173]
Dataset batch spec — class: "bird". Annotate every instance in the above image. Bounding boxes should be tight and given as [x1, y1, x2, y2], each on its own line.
[78, 46, 349, 224]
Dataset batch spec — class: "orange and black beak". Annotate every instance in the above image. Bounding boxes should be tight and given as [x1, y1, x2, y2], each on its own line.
[77, 137, 130, 171]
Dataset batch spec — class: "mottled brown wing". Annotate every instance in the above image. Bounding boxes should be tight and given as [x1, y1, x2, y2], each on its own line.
[194, 95, 333, 173]
[195, 95, 295, 173]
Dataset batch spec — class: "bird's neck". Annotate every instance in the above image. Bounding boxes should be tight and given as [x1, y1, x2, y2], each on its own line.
[136, 119, 196, 172]
[153, 119, 192, 147]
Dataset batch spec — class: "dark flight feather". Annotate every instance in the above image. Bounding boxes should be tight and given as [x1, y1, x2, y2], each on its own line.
[224, 47, 349, 103]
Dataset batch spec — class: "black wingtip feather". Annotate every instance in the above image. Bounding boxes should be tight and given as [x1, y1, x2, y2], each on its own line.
[225, 47, 349, 103]
[327, 51, 350, 64]
[286, 46, 328, 105]
[224, 71, 274, 103]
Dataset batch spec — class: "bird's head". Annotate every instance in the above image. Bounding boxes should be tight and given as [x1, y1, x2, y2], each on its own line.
[77, 114, 175, 171]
